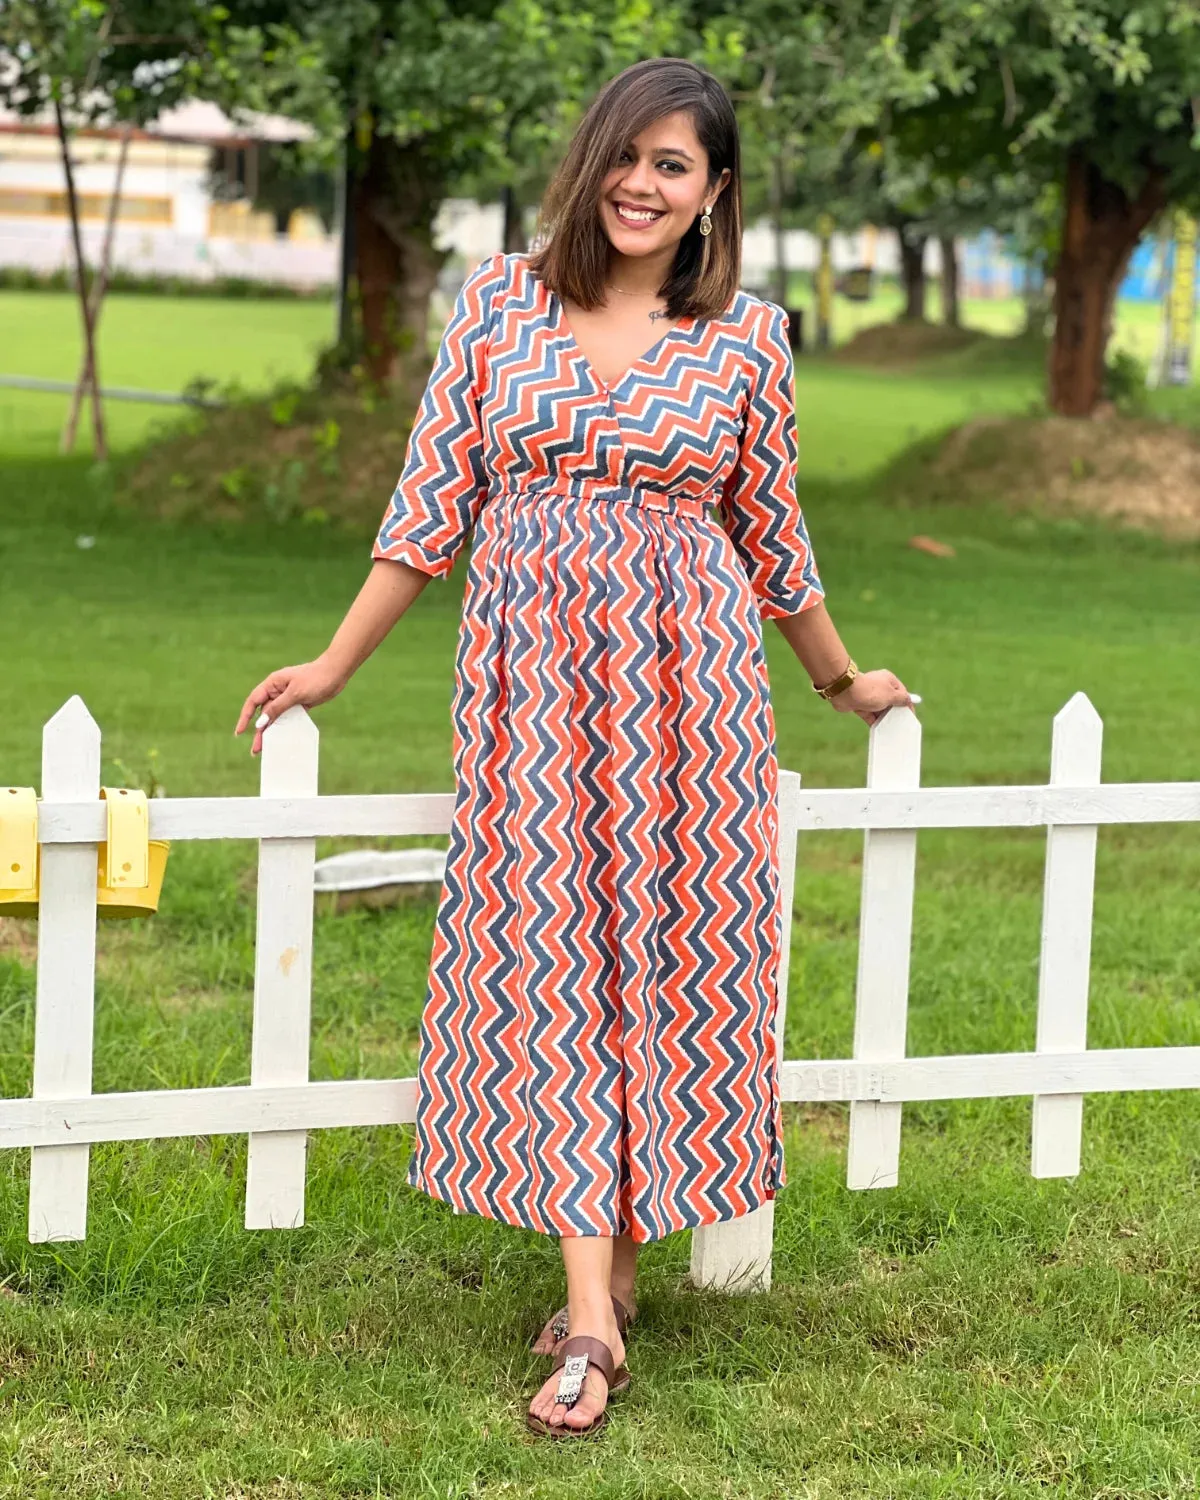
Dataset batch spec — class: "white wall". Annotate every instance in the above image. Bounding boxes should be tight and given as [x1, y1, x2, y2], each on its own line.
[0, 129, 336, 287]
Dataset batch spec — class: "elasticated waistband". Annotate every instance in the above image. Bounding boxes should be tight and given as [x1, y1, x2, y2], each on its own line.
[493, 476, 718, 519]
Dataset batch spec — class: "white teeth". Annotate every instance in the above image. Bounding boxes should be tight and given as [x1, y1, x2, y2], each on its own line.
[616, 205, 663, 222]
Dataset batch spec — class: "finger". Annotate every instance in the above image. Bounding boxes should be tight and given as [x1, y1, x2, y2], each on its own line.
[234, 684, 269, 736]
[235, 675, 286, 735]
[256, 688, 301, 734]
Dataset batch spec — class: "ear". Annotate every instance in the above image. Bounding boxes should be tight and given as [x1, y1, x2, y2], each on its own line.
[709, 167, 733, 205]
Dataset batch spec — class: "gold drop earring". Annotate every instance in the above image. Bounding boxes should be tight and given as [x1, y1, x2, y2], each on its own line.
[699, 203, 713, 236]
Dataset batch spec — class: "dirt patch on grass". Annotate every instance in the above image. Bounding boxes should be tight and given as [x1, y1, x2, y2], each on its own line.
[832, 318, 986, 367]
[0, 918, 38, 966]
[118, 369, 430, 534]
[895, 411, 1200, 540]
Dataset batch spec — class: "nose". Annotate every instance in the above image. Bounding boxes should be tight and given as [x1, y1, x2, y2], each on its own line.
[617, 155, 658, 198]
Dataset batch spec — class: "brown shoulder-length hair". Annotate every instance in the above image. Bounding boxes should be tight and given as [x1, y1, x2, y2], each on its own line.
[527, 57, 742, 322]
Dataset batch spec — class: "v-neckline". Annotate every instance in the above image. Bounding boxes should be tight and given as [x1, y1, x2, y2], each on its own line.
[549, 285, 695, 395]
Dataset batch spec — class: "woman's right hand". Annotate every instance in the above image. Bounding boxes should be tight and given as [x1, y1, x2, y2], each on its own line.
[234, 654, 350, 756]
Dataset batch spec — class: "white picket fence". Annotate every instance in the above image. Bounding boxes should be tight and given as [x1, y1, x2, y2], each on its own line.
[3, 693, 1199, 1291]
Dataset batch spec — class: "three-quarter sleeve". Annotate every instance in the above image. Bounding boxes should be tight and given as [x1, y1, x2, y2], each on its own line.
[718, 302, 824, 619]
[371, 251, 509, 579]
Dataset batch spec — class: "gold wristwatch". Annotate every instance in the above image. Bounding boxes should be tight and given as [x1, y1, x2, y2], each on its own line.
[813, 657, 858, 702]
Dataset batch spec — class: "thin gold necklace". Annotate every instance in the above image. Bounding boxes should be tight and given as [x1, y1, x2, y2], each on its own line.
[607, 283, 663, 298]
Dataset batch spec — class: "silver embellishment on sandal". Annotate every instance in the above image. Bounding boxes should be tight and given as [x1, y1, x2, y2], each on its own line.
[555, 1352, 589, 1409]
[551, 1310, 569, 1342]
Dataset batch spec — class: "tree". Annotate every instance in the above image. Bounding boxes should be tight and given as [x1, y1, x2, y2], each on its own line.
[894, 1, 1200, 415]
[708, 1, 950, 307]
[199, 0, 674, 389]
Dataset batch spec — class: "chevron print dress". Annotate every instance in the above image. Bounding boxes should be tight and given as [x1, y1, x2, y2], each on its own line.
[372, 250, 824, 1243]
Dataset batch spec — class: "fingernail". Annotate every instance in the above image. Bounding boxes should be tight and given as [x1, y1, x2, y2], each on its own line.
[255, 712, 270, 729]
[909, 694, 923, 705]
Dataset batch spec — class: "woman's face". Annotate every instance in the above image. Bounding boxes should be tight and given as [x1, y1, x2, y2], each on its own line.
[598, 109, 731, 260]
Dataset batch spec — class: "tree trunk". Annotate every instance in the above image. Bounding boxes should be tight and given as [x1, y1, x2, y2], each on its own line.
[897, 226, 927, 321]
[769, 151, 787, 307]
[938, 234, 960, 327]
[54, 100, 106, 459]
[350, 133, 448, 388]
[62, 126, 130, 455]
[502, 184, 526, 252]
[335, 131, 355, 352]
[1049, 150, 1166, 416]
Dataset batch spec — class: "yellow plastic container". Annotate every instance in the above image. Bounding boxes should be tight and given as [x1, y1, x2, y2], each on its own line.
[0, 785, 169, 920]
[0, 786, 38, 913]
[95, 837, 171, 919]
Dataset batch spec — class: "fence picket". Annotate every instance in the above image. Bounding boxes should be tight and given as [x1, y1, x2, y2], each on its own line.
[245, 706, 319, 1230]
[847, 708, 922, 1191]
[690, 769, 803, 1292]
[1031, 694, 1103, 1178]
[29, 697, 100, 1242]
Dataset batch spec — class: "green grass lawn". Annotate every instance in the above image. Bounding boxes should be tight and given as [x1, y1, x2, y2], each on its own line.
[0, 291, 335, 456]
[0, 326, 1198, 1495]
[3, 281, 1192, 463]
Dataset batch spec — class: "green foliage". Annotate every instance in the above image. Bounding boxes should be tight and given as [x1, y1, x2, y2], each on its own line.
[1104, 346, 1151, 413]
[105, 746, 167, 800]
[891, 0, 1200, 213]
[262, 458, 311, 522]
[0, 0, 209, 126]
[269, 389, 303, 428]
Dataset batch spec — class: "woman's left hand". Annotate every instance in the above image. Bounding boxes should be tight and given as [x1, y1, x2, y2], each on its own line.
[829, 668, 914, 727]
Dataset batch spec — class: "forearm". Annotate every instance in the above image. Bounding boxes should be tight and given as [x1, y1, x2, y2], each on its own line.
[321, 558, 433, 680]
[771, 598, 851, 688]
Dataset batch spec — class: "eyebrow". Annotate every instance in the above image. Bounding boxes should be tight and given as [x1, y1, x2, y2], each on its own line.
[654, 146, 696, 162]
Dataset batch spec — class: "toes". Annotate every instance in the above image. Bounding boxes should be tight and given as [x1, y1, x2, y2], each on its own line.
[529, 1368, 608, 1432]
[563, 1392, 604, 1429]
[531, 1316, 565, 1355]
[529, 1373, 566, 1424]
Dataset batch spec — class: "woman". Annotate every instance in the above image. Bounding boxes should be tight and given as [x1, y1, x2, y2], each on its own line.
[236, 56, 912, 1439]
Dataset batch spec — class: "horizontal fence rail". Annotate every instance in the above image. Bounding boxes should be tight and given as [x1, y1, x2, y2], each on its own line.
[2, 693, 1197, 1290]
[32, 783, 1200, 843]
[0, 374, 227, 407]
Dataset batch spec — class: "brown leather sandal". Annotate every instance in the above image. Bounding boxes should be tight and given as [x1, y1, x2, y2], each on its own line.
[538, 1293, 635, 1371]
[525, 1334, 628, 1438]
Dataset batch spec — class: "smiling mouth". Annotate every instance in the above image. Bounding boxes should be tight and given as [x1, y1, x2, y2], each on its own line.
[612, 202, 666, 225]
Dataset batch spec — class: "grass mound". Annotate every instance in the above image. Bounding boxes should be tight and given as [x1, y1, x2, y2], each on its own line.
[889, 411, 1200, 540]
[831, 317, 986, 367]
[118, 371, 428, 534]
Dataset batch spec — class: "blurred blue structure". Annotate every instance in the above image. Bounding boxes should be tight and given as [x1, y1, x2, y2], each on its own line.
[961, 230, 1042, 298]
[959, 228, 1193, 305]
[1120, 238, 1170, 303]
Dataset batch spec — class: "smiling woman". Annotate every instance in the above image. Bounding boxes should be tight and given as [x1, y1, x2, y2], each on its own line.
[235, 53, 912, 1448]
[527, 61, 741, 322]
